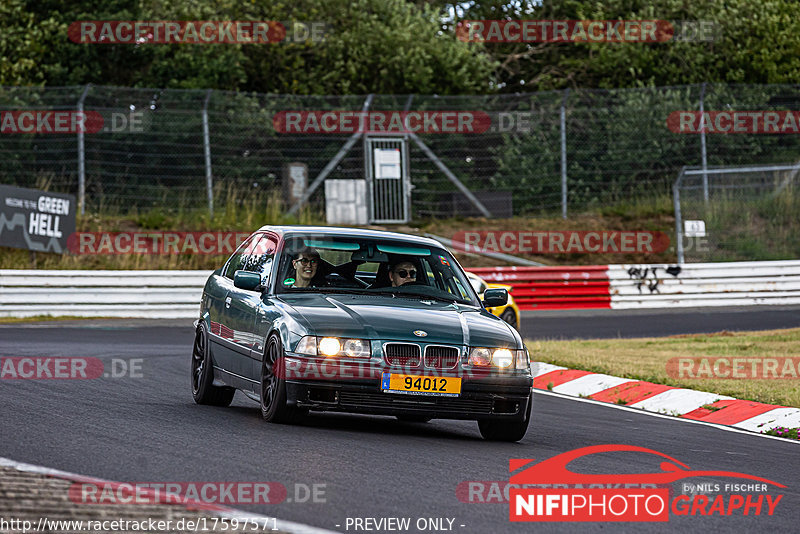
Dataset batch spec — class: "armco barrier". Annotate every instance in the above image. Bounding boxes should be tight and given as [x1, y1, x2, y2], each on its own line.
[1, 260, 799, 318]
[0, 270, 211, 318]
[470, 260, 800, 310]
[609, 260, 800, 309]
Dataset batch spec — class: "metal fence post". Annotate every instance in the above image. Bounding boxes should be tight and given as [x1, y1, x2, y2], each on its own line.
[674, 167, 686, 264]
[288, 94, 375, 216]
[560, 88, 569, 219]
[202, 89, 214, 217]
[700, 83, 708, 203]
[77, 84, 91, 215]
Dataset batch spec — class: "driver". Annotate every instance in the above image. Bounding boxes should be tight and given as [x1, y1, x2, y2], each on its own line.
[291, 247, 320, 288]
[389, 260, 417, 287]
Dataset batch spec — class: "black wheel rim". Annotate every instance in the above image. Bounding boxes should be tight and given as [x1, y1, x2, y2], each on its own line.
[261, 339, 279, 412]
[191, 328, 206, 393]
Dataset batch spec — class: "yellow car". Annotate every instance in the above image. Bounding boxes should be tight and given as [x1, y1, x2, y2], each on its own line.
[466, 271, 521, 330]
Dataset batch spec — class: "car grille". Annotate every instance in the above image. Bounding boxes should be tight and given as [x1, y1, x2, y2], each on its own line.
[424, 345, 460, 369]
[384, 343, 421, 367]
[339, 392, 493, 414]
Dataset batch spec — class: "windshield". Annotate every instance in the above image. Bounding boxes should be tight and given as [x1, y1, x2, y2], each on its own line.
[276, 234, 480, 305]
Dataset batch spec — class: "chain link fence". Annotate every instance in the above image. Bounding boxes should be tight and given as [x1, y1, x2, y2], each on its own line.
[675, 164, 800, 263]
[2, 83, 800, 224]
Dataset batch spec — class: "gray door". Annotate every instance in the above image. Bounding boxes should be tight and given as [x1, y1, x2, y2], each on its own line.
[364, 137, 410, 223]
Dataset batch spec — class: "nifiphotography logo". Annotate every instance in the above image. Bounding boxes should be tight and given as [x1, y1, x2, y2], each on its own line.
[507, 445, 784, 522]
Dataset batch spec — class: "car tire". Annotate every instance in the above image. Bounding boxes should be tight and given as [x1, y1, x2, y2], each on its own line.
[500, 308, 518, 330]
[261, 333, 306, 424]
[395, 415, 432, 423]
[477, 394, 532, 442]
[191, 323, 235, 407]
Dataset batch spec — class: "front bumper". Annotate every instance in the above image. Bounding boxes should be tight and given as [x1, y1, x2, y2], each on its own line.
[283, 355, 533, 421]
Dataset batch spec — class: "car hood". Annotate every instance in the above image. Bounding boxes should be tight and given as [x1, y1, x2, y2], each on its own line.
[278, 292, 518, 347]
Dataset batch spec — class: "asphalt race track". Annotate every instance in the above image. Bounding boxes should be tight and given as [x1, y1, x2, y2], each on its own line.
[519, 304, 800, 340]
[1, 307, 799, 533]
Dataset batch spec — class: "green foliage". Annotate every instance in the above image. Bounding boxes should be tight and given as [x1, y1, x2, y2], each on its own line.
[441, 0, 800, 92]
[2, 0, 495, 94]
[761, 426, 800, 440]
[0, 0, 63, 85]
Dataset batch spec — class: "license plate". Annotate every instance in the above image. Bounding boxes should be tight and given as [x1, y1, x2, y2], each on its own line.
[381, 373, 461, 397]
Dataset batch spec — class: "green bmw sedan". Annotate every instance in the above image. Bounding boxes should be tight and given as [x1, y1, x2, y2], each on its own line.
[192, 226, 533, 441]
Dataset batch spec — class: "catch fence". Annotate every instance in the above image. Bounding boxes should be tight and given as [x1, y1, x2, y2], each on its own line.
[3, 83, 800, 223]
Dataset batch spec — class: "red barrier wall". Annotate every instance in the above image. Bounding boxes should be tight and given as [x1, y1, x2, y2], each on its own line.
[468, 266, 611, 310]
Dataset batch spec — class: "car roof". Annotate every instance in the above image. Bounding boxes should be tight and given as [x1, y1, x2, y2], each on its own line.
[256, 225, 445, 248]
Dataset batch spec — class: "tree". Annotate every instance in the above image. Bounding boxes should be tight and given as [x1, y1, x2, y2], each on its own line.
[431, 0, 800, 92]
[1, 0, 497, 94]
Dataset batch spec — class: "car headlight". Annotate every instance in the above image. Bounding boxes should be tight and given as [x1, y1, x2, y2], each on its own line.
[467, 347, 492, 366]
[342, 338, 370, 358]
[492, 348, 514, 369]
[295, 336, 370, 358]
[468, 347, 527, 369]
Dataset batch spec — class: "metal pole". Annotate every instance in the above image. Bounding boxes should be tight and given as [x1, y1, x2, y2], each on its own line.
[202, 89, 214, 217]
[408, 132, 491, 218]
[288, 94, 375, 216]
[674, 167, 686, 264]
[700, 83, 708, 203]
[560, 88, 569, 219]
[402, 95, 414, 223]
[77, 84, 91, 215]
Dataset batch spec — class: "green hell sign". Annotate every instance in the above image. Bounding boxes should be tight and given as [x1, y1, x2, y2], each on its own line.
[0, 184, 76, 253]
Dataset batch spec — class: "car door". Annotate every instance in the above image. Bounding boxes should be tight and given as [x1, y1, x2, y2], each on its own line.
[208, 232, 263, 377]
[225, 232, 278, 387]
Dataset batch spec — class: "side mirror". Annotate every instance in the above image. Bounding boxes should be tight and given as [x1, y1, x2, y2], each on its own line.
[483, 288, 508, 308]
[234, 270, 262, 291]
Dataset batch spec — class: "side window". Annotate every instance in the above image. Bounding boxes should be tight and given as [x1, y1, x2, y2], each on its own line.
[244, 234, 277, 284]
[223, 233, 262, 280]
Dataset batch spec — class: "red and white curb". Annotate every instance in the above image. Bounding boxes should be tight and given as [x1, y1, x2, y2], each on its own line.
[532, 362, 800, 434]
[0, 456, 337, 534]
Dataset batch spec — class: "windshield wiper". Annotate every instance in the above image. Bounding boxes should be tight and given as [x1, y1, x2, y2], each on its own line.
[376, 289, 464, 305]
[411, 293, 463, 305]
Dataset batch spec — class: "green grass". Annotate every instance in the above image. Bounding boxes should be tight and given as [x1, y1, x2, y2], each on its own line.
[761, 426, 800, 441]
[3, 187, 799, 269]
[0, 189, 323, 271]
[526, 328, 800, 408]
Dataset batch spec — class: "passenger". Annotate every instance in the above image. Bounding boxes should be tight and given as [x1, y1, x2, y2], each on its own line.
[292, 248, 320, 288]
[389, 260, 417, 287]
